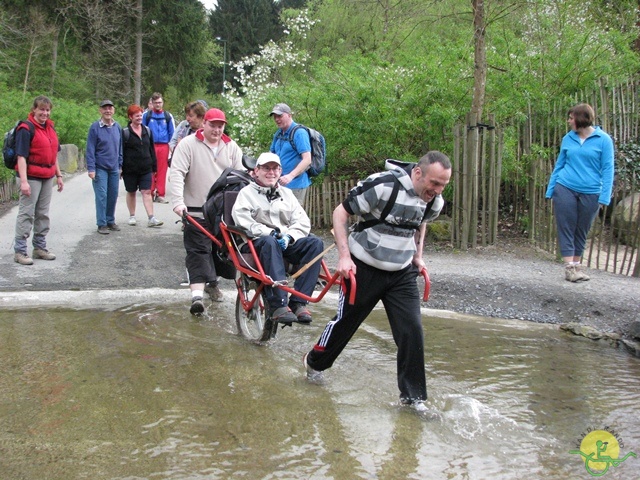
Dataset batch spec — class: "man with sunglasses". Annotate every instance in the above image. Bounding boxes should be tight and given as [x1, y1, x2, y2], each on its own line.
[232, 152, 324, 325]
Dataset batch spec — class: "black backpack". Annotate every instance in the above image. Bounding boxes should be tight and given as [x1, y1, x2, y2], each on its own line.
[279, 124, 326, 177]
[122, 125, 151, 143]
[202, 168, 254, 241]
[351, 160, 435, 232]
[201, 168, 254, 279]
[3, 120, 35, 169]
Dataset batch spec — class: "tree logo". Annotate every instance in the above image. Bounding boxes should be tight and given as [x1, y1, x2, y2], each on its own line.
[569, 427, 636, 477]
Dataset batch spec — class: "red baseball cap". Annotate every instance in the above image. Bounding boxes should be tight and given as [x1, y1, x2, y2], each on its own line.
[204, 108, 227, 123]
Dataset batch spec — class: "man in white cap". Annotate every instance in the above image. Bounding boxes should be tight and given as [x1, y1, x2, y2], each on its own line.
[232, 152, 324, 325]
[269, 103, 312, 206]
[170, 108, 244, 315]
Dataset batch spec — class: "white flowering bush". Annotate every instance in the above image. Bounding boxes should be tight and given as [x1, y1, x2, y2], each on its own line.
[224, 10, 317, 156]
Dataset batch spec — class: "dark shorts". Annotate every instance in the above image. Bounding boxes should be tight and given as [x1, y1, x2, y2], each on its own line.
[122, 172, 153, 193]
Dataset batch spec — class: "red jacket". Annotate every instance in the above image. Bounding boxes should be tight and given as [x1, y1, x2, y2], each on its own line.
[16, 113, 59, 179]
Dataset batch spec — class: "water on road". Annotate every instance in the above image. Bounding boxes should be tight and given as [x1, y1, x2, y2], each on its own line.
[1, 301, 638, 479]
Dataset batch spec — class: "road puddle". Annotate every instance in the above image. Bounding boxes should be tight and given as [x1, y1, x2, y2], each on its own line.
[1, 302, 638, 478]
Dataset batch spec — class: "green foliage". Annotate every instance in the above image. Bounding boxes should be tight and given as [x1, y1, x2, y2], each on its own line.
[426, 220, 451, 243]
[3, 0, 640, 188]
[0, 83, 115, 159]
[144, 0, 213, 100]
[209, 0, 284, 91]
[615, 142, 640, 191]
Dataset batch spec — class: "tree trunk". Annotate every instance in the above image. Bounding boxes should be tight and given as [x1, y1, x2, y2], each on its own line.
[471, 0, 486, 121]
[134, 0, 143, 105]
[51, 27, 59, 95]
[23, 37, 36, 99]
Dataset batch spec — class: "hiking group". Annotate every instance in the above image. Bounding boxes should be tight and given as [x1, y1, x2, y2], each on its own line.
[7, 95, 457, 413]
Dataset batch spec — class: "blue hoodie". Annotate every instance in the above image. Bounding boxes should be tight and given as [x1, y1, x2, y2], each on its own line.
[545, 126, 614, 205]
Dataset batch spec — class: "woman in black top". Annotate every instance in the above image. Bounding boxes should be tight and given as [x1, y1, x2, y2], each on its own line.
[122, 104, 163, 227]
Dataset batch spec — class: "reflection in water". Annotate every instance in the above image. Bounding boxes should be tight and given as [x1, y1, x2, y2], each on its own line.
[0, 303, 638, 479]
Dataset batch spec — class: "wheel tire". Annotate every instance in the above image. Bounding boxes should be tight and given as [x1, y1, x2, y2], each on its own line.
[235, 275, 276, 342]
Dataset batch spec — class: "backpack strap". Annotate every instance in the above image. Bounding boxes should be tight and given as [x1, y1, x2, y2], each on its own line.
[352, 168, 436, 233]
[288, 124, 303, 154]
[123, 125, 150, 143]
[17, 120, 36, 141]
[351, 172, 401, 232]
[275, 124, 306, 154]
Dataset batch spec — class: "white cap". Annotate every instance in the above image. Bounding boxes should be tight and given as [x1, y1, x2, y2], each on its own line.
[255, 152, 281, 167]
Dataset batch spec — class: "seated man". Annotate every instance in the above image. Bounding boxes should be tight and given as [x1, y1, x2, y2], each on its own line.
[232, 152, 324, 324]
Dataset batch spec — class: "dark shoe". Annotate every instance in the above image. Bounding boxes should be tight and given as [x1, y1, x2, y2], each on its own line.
[291, 303, 312, 324]
[271, 306, 297, 324]
[190, 296, 205, 316]
[107, 223, 121, 231]
[97, 226, 110, 235]
[14, 252, 34, 265]
[32, 248, 56, 260]
[205, 283, 224, 302]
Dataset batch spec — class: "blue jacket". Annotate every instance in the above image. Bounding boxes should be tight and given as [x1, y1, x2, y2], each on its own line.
[143, 110, 174, 144]
[545, 126, 614, 205]
[270, 121, 312, 189]
[86, 120, 123, 172]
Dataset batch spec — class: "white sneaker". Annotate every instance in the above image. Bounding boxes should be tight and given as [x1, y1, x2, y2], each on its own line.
[148, 217, 164, 227]
[400, 398, 441, 419]
[128, 216, 136, 226]
[303, 353, 324, 382]
[410, 400, 429, 413]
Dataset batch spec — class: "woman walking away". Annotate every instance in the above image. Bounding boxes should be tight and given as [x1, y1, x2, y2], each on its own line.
[545, 103, 614, 282]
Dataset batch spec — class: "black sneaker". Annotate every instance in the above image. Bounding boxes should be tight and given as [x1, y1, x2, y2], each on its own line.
[107, 223, 121, 231]
[190, 296, 205, 316]
[97, 226, 110, 235]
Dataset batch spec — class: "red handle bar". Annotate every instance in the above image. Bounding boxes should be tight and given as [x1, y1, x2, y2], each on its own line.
[420, 268, 430, 302]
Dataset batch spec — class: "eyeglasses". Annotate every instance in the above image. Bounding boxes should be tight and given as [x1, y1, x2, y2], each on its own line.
[259, 165, 281, 172]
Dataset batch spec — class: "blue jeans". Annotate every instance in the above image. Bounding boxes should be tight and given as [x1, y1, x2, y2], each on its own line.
[243, 234, 324, 309]
[552, 183, 600, 258]
[93, 168, 120, 227]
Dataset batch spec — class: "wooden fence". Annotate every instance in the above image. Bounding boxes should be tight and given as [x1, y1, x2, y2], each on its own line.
[509, 78, 640, 277]
[451, 113, 502, 249]
[0, 177, 18, 204]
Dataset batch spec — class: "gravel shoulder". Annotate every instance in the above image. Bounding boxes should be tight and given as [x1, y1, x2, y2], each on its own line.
[316, 229, 639, 338]
[1, 175, 638, 341]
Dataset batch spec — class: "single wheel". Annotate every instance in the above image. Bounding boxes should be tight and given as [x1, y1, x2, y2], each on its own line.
[235, 274, 277, 342]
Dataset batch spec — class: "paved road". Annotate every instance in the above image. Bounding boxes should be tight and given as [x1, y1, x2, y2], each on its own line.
[0, 173, 205, 308]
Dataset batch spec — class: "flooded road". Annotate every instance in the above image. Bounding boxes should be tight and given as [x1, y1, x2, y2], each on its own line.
[1, 301, 638, 479]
